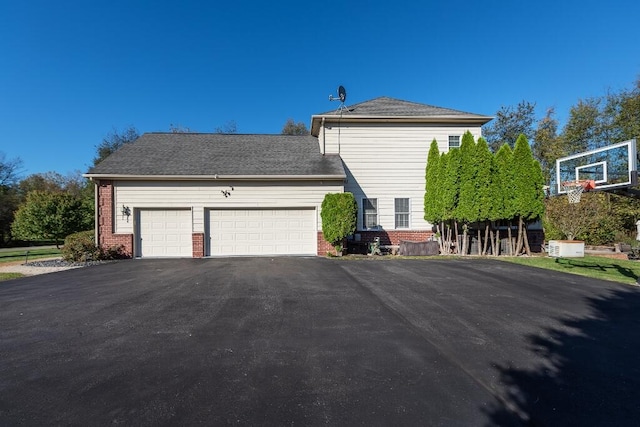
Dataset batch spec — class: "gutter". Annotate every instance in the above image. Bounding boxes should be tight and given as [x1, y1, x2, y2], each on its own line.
[83, 173, 347, 181]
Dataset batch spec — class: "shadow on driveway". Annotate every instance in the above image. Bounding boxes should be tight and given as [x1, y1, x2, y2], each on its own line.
[1, 257, 639, 425]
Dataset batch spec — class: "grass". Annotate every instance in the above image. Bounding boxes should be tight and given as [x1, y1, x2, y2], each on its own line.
[0, 272, 25, 282]
[0, 248, 62, 265]
[497, 255, 640, 285]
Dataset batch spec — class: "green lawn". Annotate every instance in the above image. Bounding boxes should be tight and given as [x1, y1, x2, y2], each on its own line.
[0, 248, 62, 264]
[0, 272, 24, 282]
[497, 255, 640, 285]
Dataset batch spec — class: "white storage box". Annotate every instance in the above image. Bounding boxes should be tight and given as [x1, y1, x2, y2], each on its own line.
[548, 240, 585, 258]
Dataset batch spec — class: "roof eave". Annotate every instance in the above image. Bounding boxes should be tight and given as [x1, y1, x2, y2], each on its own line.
[310, 114, 494, 136]
[83, 173, 347, 181]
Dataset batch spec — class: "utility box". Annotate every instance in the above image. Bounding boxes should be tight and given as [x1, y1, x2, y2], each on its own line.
[548, 240, 585, 258]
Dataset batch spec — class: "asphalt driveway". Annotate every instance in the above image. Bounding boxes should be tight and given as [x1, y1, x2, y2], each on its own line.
[1, 258, 639, 426]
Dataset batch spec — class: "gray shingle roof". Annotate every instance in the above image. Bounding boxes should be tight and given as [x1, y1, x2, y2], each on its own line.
[86, 133, 345, 178]
[317, 96, 490, 118]
[310, 96, 492, 136]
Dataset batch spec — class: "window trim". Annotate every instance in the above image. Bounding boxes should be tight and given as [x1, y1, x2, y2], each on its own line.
[394, 197, 410, 229]
[361, 198, 379, 230]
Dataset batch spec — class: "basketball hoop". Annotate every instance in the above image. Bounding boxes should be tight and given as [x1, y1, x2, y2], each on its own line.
[561, 180, 595, 203]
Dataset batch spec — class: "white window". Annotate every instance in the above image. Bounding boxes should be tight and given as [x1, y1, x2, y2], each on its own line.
[395, 198, 410, 229]
[448, 135, 460, 149]
[362, 198, 378, 229]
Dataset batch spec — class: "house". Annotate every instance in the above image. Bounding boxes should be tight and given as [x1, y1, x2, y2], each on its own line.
[85, 97, 492, 257]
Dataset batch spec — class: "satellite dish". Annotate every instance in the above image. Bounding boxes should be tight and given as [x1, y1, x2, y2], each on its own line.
[338, 86, 346, 103]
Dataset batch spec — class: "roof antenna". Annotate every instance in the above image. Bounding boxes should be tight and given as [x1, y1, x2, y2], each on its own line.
[329, 85, 348, 114]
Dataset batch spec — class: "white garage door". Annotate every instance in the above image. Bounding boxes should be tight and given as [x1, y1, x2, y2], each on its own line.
[209, 209, 316, 256]
[138, 209, 192, 257]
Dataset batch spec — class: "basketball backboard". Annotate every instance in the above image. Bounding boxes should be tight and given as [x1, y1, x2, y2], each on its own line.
[555, 139, 637, 194]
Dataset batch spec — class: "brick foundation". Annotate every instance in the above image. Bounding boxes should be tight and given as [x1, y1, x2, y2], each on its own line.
[97, 180, 134, 258]
[317, 230, 436, 256]
[192, 233, 205, 258]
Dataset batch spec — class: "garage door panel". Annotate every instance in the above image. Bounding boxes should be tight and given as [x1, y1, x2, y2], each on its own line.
[209, 209, 316, 256]
[138, 209, 192, 257]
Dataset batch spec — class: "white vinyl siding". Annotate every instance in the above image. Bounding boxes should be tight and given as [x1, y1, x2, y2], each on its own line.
[321, 123, 483, 231]
[394, 198, 410, 229]
[362, 198, 378, 230]
[112, 180, 343, 236]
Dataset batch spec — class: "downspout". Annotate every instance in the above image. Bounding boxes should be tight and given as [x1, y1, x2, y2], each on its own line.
[93, 180, 99, 247]
[321, 117, 326, 155]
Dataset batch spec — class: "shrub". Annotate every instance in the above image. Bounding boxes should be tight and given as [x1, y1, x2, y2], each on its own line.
[321, 192, 357, 252]
[62, 230, 101, 262]
[62, 231, 129, 262]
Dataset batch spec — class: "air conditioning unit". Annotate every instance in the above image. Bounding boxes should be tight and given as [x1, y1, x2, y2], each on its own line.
[548, 240, 585, 258]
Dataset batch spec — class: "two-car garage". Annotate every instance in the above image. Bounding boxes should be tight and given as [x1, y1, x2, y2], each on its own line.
[136, 208, 317, 257]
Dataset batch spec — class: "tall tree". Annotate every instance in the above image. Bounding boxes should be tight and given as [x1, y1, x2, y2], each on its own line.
[11, 191, 92, 247]
[474, 137, 498, 255]
[281, 118, 309, 135]
[424, 139, 441, 224]
[0, 153, 23, 245]
[483, 101, 536, 152]
[532, 108, 563, 184]
[560, 98, 604, 153]
[512, 135, 545, 255]
[494, 144, 515, 254]
[93, 126, 139, 166]
[456, 131, 477, 254]
[440, 149, 461, 253]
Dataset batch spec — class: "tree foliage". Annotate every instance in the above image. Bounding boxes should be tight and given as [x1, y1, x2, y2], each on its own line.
[11, 191, 93, 246]
[281, 118, 309, 135]
[214, 120, 238, 134]
[532, 108, 562, 183]
[93, 126, 139, 166]
[424, 140, 441, 223]
[456, 131, 478, 223]
[0, 152, 23, 244]
[483, 101, 536, 152]
[320, 192, 357, 251]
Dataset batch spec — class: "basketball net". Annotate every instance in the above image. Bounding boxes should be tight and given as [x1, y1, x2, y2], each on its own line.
[561, 180, 595, 203]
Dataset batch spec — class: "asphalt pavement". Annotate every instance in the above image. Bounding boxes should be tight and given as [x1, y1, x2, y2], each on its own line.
[1, 257, 639, 425]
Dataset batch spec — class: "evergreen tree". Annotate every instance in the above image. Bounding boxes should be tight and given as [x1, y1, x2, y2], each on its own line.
[424, 139, 441, 224]
[440, 149, 461, 253]
[512, 135, 546, 254]
[456, 131, 477, 254]
[474, 137, 497, 254]
[494, 144, 515, 254]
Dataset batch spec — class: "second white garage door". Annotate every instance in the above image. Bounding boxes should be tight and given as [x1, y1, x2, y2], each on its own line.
[208, 208, 316, 256]
[138, 209, 192, 257]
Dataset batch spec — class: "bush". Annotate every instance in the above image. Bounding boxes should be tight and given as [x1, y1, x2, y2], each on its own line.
[321, 193, 358, 252]
[62, 230, 129, 262]
[61, 230, 101, 262]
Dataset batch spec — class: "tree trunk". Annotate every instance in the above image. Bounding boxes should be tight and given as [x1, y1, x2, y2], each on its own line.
[507, 221, 513, 256]
[516, 216, 524, 255]
[477, 228, 482, 256]
[492, 228, 499, 256]
[483, 223, 490, 255]
[461, 227, 468, 256]
[522, 221, 532, 256]
[437, 222, 445, 254]
[453, 221, 460, 255]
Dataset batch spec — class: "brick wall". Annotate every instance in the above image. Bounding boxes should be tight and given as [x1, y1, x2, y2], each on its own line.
[317, 230, 435, 256]
[192, 233, 204, 258]
[97, 180, 134, 258]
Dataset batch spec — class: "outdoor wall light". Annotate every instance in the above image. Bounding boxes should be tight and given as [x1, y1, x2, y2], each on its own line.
[121, 205, 131, 222]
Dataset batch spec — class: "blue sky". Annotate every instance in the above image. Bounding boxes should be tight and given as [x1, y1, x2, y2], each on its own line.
[1, 0, 639, 176]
